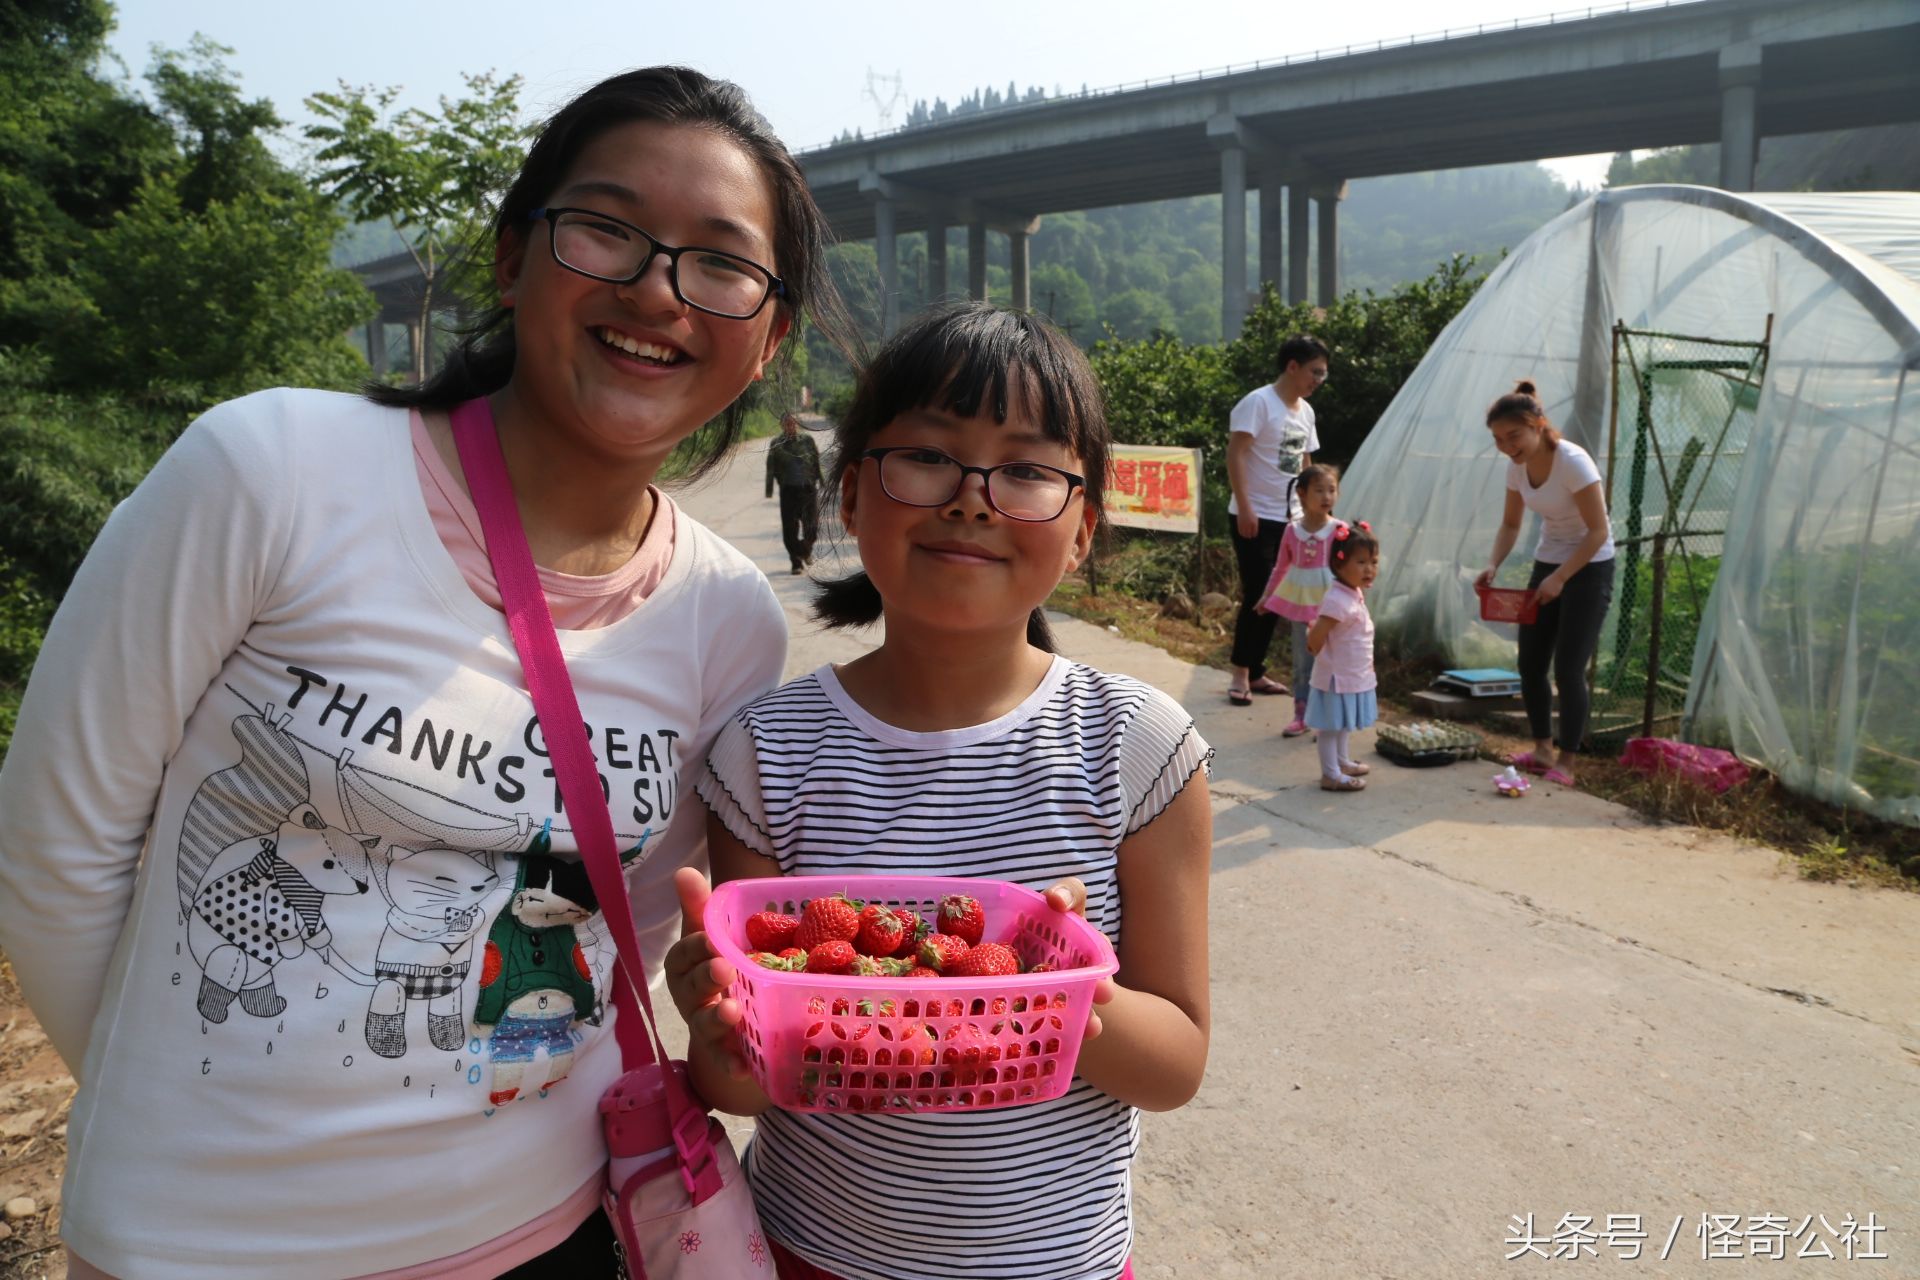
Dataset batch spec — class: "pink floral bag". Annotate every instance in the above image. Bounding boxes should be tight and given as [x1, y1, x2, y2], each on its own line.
[453, 401, 771, 1277]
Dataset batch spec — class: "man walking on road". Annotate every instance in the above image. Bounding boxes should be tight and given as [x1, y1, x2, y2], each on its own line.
[766, 412, 824, 574]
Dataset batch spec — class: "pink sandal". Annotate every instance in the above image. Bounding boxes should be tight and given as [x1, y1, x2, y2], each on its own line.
[1507, 751, 1550, 775]
[1542, 767, 1576, 786]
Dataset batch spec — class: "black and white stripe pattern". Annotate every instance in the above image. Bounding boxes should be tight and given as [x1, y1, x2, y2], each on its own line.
[697, 657, 1209, 1280]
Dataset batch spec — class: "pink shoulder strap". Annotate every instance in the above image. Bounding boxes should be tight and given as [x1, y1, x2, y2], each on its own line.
[447, 398, 701, 1127]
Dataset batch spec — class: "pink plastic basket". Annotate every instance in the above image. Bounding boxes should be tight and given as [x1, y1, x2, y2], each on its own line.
[1476, 582, 1540, 625]
[704, 876, 1118, 1114]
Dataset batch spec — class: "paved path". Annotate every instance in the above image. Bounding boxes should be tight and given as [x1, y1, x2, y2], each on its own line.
[676, 437, 1920, 1278]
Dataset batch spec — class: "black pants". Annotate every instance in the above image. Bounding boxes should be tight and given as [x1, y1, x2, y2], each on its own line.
[1230, 517, 1288, 679]
[778, 484, 819, 567]
[501, 1207, 619, 1276]
[1518, 557, 1616, 751]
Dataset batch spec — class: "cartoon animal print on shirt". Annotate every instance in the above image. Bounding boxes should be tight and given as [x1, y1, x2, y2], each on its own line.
[475, 836, 600, 1106]
[176, 711, 312, 918]
[365, 845, 499, 1058]
[188, 804, 377, 1023]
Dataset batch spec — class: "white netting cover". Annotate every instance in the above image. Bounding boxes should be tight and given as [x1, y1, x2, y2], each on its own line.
[1342, 185, 1920, 825]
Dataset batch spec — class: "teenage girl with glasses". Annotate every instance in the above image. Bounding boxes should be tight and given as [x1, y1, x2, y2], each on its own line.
[0, 66, 852, 1277]
[668, 303, 1214, 1280]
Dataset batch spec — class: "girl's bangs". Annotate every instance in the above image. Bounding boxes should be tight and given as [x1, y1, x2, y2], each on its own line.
[891, 313, 1092, 455]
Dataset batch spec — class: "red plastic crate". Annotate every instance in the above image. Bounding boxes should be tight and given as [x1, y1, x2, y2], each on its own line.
[704, 876, 1118, 1114]
[1476, 582, 1541, 625]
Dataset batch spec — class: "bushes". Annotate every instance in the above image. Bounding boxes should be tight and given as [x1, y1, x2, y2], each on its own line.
[1093, 256, 1487, 533]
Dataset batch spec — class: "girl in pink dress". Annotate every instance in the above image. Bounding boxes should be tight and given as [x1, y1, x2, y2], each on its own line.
[1257, 463, 1341, 737]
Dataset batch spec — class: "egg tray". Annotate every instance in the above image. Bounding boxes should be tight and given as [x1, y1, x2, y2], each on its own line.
[1374, 733, 1483, 768]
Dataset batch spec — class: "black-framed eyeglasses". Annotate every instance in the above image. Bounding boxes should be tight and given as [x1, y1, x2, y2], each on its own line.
[529, 206, 786, 319]
[861, 447, 1086, 523]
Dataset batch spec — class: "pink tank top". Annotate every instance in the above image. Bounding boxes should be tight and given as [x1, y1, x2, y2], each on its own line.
[411, 409, 676, 628]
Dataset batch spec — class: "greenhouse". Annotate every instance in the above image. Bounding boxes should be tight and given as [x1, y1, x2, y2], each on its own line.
[1343, 184, 1920, 826]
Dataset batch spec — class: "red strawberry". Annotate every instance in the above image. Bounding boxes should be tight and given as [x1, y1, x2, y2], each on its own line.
[948, 942, 1019, 977]
[905, 965, 940, 979]
[851, 954, 914, 977]
[806, 940, 856, 973]
[745, 910, 799, 952]
[777, 947, 807, 962]
[795, 894, 862, 951]
[895, 909, 928, 948]
[856, 905, 907, 957]
[918, 933, 971, 973]
[937, 893, 985, 946]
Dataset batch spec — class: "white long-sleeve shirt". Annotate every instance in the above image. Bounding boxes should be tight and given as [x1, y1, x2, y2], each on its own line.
[0, 388, 785, 1279]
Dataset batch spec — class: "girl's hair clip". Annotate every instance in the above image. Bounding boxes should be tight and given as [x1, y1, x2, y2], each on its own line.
[1333, 523, 1350, 541]
[1355, 520, 1371, 533]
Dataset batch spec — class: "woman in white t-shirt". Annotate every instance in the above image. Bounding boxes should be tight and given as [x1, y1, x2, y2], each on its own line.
[1475, 380, 1616, 787]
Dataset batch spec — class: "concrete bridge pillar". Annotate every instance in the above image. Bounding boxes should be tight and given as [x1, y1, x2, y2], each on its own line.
[1258, 174, 1283, 300]
[1208, 114, 1252, 339]
[1313, 180, 1348, 304]
[365, 322, 388, 376]
[1009, 228, 1031, 310]
[1718, 42, 1762, 192]
[1218, 144, 1248, 339]
[927, 221, 949, 302]
[1287, 184, 1310, 305]
[967, 222, 988, 301]
[874, 196, 899, 335]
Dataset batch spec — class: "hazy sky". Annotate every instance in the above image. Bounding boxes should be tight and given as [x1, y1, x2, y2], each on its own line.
[108, 0, 1653, 189]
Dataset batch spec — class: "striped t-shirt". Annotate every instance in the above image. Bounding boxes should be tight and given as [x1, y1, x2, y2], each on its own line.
[695, 655, 1211, 1280]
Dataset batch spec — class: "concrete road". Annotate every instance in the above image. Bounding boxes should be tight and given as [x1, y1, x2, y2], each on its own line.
[672, 437, 1920, 1279]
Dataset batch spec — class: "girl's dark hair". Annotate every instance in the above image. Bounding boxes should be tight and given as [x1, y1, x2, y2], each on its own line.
[1277, 333, 1330, 372]
[1295, 461, 1340, 495]
[1329, 519, 1379, 577]
[1485, 378, 1563, 448]
[812, 302, 1111, 653]
[366, 66, 853, 483]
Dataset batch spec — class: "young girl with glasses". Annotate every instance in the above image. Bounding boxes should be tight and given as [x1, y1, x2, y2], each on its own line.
[668, 302, 1213, 1280]
[0, 66, 851, 1278]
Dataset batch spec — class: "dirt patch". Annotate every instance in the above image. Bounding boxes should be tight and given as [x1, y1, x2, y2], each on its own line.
[0, 959, 70, 1280]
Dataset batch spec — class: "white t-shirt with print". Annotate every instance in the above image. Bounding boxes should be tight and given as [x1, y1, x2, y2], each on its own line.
[0, 389, 787, 1280]
[1506, 439, 1617, 565]
[1227, 384, 1320, 522]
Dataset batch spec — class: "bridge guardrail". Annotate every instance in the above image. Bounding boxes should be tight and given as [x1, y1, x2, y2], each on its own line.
[795, 0, 1694, 154]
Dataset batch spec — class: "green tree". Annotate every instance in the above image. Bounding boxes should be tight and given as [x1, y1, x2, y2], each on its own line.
[1031, 263, 1094, 337]
[1100, 288, 1176, 342]
[41, 40, 374, 402]
[0, 0, 173, 346]
[306, 72, 526, 378]
[59, 175, 372, 399]
[1093, 257, 1488, 531]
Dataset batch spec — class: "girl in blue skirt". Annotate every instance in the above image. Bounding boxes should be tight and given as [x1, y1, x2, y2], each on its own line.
[1305, 521, 1380, 791]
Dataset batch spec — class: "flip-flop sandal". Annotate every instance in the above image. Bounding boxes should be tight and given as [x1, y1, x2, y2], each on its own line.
[1228, 687, 1253, 707]
[1542, 767, 1576, 786]
[1507, 751, 1550, 775]
[1320, 775, 1366, 791]
[1340, 760, 1372, 776]
[1249, 677, 1290, 695]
